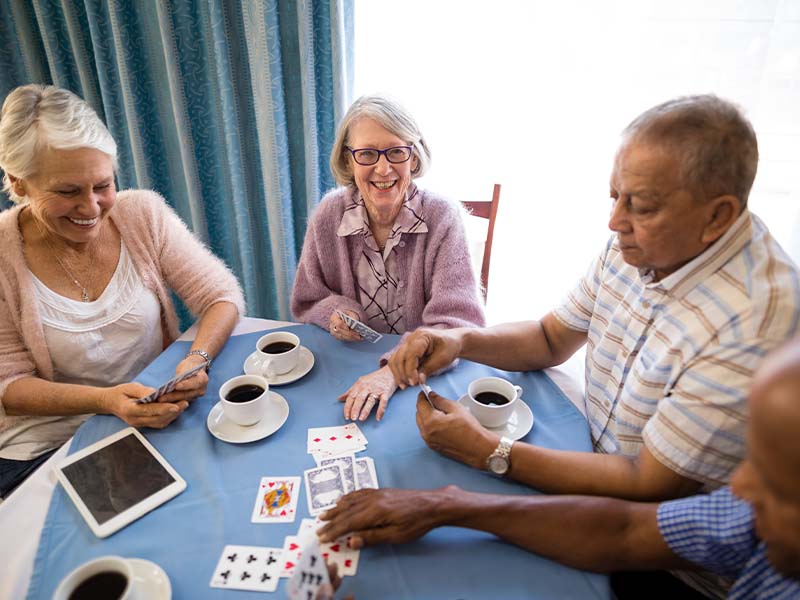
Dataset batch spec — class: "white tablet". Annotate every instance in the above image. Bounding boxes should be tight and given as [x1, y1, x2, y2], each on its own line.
[55, 427, 186, 538]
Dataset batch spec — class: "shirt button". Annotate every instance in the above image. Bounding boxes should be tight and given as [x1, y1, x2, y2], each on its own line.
[399, 241, 406, 248]
[641, 300, 651, 309]
[398, 280, 405, 288]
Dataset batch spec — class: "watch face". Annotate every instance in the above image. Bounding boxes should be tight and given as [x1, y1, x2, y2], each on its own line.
[488, 455, 509, 475]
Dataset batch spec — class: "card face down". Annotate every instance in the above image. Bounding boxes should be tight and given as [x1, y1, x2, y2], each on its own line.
[304, 464, 346, 516]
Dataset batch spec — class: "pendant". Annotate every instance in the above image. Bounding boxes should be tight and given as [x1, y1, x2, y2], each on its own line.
[81, 289, 90, 302]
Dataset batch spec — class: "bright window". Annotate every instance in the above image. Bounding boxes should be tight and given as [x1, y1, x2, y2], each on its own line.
[354, 0, 800, 326]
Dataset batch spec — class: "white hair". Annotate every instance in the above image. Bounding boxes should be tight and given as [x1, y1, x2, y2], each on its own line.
[0, 84, 117, 203]
[330, 94, 432, 187]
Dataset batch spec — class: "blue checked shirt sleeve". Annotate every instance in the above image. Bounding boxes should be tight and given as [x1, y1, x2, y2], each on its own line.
[657, 487, 757, 578]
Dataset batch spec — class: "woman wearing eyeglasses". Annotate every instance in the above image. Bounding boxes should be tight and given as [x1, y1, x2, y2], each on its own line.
[291, 95, 485, 422]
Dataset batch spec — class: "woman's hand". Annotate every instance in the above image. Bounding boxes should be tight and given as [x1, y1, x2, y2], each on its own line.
[338, 365, 398, 421]
[101, 382, 189, 429]
[329, 309, 363, 342]
[159, 354, 210, 404]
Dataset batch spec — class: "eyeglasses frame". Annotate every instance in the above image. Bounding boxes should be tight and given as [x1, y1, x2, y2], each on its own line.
[345, 145, 414, 166]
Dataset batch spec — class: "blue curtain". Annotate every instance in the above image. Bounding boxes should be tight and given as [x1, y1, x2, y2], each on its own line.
[0, 0, 354, 321]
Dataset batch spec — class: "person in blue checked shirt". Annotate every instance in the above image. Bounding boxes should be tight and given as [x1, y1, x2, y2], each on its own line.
[318, 336, 800, 599]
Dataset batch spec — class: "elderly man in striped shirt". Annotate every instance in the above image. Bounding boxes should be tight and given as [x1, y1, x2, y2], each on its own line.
[321, 335, 800, 600]
[387, 95, 800, 596]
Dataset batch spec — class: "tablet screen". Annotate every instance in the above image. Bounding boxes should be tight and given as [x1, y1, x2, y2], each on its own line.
[60, 432, 177, 525]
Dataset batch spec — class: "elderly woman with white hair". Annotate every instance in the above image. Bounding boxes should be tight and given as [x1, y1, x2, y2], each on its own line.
[0, 84, 244, 497]
[291, 95, 485, 422]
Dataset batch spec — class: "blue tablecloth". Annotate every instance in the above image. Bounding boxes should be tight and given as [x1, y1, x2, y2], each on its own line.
[27, 324, 608, 599]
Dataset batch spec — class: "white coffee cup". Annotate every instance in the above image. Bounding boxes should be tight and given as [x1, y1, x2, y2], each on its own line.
[467, 377, 522, 428]
[254, 331, 300, 377]
[220, 374, 270, 426]
[53, 555, 136, 600]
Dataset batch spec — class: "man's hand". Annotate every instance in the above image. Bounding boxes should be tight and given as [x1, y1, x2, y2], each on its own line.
[318, 487, 456, 548]
[102, 382, 188, 429]
[388, 329, 465, 388]
[416, 391, 499, 470]
[339, 365, 398, 421]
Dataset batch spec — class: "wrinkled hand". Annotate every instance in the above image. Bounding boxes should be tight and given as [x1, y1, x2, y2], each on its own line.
[329, 309, 363, 342]
[102, 382, 188, 429]
[416, 391, 498, 470]
[338, 366, 397, 421]
[388, 329, 463, 388]
[318, 486, 459, 548]
[159, 354, 210, 404]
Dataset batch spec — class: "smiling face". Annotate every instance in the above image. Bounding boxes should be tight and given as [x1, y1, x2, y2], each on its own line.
[347, 117, 417, 228]
[14, 146, 116, 246]
[731, 355, 800, 580]
[608, 141, 722, 280]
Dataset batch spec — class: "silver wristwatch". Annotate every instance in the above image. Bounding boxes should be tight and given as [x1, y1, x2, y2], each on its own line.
[486, 436, 514, 476]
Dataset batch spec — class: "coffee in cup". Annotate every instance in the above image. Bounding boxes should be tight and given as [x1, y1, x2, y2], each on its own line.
[220, 374, 270, 426]
[254, 331, 301, 377]
[53, 556, 134, 600]
[467, 377, 522, 428]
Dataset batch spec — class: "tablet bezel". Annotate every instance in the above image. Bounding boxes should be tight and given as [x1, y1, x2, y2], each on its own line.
[55, 427, 186, 538]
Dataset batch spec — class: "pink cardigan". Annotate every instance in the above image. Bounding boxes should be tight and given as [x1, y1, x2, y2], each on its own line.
[0, 189, 245, 408]
[291, 186, 485, 354]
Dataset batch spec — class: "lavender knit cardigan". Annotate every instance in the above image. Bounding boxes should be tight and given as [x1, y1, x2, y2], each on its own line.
[291, 186, 485, 357]
[0, 189, 245, 411]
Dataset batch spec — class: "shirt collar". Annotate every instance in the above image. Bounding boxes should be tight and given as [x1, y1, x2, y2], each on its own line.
[337, 184, 427, 238]
[640, 209, 753, 298]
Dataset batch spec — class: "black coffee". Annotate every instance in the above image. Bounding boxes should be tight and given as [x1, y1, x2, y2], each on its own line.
[68, 571, 127, 600]
[226, 384, 265, 403]
[474, 391, 511, 406]
[260, 341, 296, 354]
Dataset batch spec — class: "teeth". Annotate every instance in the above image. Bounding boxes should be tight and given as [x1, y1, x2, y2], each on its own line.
[69, 217, 98, 226]
[372, 181, 395, 190]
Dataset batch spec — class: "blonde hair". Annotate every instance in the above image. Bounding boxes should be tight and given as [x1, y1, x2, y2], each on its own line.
[330, 94, 432, 187]
[0, 84, 117, 203]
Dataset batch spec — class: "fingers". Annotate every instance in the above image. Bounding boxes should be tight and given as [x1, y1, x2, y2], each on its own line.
[123, 400, 187, 429]
[428, 391, 458, 413]
[375, 394, 389, 421]
[329, 312, 363, 342]
[357, 394, 380, 421]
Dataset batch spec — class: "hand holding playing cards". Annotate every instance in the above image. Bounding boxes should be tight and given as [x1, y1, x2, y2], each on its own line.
[416, 391, 499, 470]
[158, 354, 209, 403]
[103, 382, 188, 429]
[338, 366, 397, 421]
[318, 487, 456, 548]
[329, 309, 363, 342]
[388, 328, 464, 388]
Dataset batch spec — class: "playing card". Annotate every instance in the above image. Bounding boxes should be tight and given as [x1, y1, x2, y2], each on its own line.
[136, 362, 206, 404]
[304, 464, 346, 516]
[251, 476, 301, 523]
[354, 457, 379, 490]
[280, 535, 302, 577]
[209, 545, 282, 592]
[312, 445, 366, 464]
[319, 453, 356, 493]
[307, 423, 367, 454]
[350, 319, 383, 343]
[320, 537, 359, 576]
[287, 536, 330, 600]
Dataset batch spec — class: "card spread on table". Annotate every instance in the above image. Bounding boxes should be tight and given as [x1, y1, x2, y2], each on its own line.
[287, 535, 331, 600]
[335, 310, 383, 344]
[307, 424, 367, 455]
[209, 544, 282, 592]
[354, 457, 379, 490]
[319, 453, 356, 493]
[304, 464, 346, 516]
[251, 476, 301, 523]
[281, 535, 302, 577]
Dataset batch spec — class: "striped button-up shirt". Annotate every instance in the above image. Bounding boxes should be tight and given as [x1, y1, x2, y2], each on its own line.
[658, 487, 799, 599]
[555, 211, 800, 488]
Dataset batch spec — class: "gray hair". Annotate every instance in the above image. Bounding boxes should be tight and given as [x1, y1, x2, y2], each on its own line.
[621, 94, 758, 208]
[330, 94, 432, 187]
[0, 84, 117, 203]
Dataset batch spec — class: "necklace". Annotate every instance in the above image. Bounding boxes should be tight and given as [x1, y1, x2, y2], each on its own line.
[36, 224, 97, 302]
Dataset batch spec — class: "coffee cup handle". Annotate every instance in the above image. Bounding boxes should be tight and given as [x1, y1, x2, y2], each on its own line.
[259, 358, 275, 378]
[514, 385, 523, 400]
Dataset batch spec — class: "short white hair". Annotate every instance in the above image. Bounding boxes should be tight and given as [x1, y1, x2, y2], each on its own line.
[0, 84, 117, 203]
[330, 94, 432, 187]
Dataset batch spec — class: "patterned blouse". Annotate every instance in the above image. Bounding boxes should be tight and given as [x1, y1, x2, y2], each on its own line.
[336, 185, 427, 334]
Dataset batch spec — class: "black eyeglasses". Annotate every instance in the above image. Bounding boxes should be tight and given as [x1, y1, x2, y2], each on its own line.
[346, 146, 413, 166]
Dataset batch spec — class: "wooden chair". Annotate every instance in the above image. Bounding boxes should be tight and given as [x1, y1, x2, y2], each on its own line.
[461, 183, 501, 301]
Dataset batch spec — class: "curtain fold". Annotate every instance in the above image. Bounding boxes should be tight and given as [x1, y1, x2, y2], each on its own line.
[0, 0, 354, 321]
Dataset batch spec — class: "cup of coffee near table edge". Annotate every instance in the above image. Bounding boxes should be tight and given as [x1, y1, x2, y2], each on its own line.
[253, 331, 301, 378]
[467, 377, 523, 428]
[53, 556, 134, 600]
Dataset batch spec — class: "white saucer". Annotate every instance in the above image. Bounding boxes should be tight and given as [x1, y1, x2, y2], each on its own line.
[243, 346, 315, 385]
[130, 558, 171, 600]
[458, 395, 534, 440]
[206, 392, 289, 444]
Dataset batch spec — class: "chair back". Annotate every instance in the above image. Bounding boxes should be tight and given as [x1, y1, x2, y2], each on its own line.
[461, 183, 501, 301]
